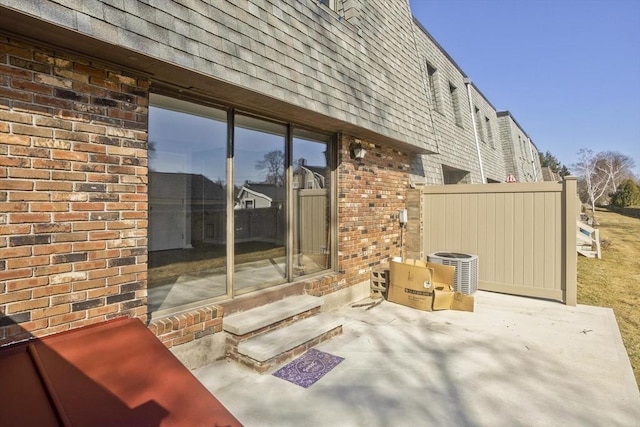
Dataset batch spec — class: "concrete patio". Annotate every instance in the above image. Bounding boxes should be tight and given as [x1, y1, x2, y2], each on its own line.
[195, 291, 640, 427]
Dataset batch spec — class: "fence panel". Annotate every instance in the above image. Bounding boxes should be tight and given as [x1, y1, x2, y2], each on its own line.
[411, 178, 577, 304]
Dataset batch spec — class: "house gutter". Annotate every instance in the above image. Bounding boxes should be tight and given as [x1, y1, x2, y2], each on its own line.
[464, 78, 485, 183]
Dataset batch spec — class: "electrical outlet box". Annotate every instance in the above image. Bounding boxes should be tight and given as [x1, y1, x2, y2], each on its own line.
[398, 209, 408, 224]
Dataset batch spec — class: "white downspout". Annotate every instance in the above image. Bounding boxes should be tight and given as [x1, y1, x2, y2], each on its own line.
[464, 78, 485, 183]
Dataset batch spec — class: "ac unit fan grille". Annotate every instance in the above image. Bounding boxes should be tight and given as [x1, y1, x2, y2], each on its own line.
[427, 252, 478, 294]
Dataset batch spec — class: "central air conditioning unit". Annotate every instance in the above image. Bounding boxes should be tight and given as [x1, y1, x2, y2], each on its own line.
[427, 252, 478, 295]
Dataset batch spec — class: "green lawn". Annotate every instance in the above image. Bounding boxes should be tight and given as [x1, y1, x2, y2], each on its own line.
[577, 209, 640, 388]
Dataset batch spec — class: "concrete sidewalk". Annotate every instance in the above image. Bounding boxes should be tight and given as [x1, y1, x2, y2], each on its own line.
[194, 291, 640, 427]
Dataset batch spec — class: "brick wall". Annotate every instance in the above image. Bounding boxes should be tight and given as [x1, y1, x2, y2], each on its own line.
[0, 37, 149, 345]
[148, 306, 223, 349]
[305, 134, 410, 296]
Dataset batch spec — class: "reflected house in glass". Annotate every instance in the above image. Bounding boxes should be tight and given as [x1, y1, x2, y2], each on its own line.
[149, 172, 227, 250]
[293, 159, 326, 190]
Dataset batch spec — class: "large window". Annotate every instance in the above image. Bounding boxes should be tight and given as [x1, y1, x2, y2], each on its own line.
[148, 95, 334, 314]
[147, 95, 227, 314]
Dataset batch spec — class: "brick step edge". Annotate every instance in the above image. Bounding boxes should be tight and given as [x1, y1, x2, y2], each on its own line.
[230, 325, 343, 374]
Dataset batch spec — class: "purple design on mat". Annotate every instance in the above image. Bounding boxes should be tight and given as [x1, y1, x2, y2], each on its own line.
[272, 348, 344, 388]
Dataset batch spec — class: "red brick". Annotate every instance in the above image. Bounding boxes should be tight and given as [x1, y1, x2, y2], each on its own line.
[30, 304, 71, 320]
[32, 159, 71, 170]
[6, 298, 49, 314]
[0, 157, 30, 167]
[72, 279, 106, 291]
[7, 167, 50, 179]
[32, 283, 71, 298]
[49, 311, 86, 327]
[0, 86, 32, 102]
[34, 223, 71, 234]
[87, 304, 119, 318]
[71, 202, 104, 211]
[89, 230, 119, 240]
[32, 136, 71, 149]
[72, 241, 106, 251]
[35, 116, 73, 130]
[0, 224, 31, 235]
[0, 246, 32, 259]
[51, 232, 87, 243]
[33, 245, 70, 264]
[53, 212, 88, 221]
[35, 181, 73, 191]
[30, 202, 69, 212]
[0, 179, 33, 190]
[106, 202, 135, 211]
[0, 110, 32, 124]
[74, 260, 107, 272]
[73, 141, 107, 154]
[72, 221, 105, 231]
[52, 149, 88, 162]
[8, 191, 49, 201]
[0, 202, 28, 212]
[0, 289, 32, 304]
[34, 264, 72, 277]
[50, 171, 86, 181]
[51, 192, 88, 202]
[9, 213, 50, 223]
[87, 267, 119, 279]
[7, 255, 50, 269]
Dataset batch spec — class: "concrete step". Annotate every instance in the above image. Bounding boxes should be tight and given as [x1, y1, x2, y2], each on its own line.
[236, 313, 343, 369]
[223, 295, 323, 336]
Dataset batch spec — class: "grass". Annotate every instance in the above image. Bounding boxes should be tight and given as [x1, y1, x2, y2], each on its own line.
[577, 209, 640, 387]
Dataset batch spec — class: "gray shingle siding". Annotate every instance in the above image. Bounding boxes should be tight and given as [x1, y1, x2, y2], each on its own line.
[0, 0, 542, 180]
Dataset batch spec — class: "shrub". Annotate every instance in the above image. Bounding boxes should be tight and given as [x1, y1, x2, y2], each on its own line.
[610, 179, 640, 207]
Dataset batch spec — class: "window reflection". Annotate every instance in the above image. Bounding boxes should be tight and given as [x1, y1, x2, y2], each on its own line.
[233, 116, 287, 292]
[147, 95, 227, 313]
[147, 95, 334, 314]
[292, 130, 331, 277]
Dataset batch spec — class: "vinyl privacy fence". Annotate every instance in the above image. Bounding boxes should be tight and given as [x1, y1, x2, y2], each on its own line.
[406, 177, 577, 305]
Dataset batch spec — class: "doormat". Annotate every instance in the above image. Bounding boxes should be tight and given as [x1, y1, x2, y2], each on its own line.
[272, 348, 344, 388]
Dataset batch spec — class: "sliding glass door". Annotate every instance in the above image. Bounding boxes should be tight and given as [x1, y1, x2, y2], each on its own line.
[233, 116, 287, 293]
[147, 95, 334, 315]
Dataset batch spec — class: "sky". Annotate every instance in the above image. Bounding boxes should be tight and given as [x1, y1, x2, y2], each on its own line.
[410, 0, 640, 177]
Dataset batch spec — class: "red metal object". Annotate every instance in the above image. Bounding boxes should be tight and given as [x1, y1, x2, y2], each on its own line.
[0, 318, 242, 427]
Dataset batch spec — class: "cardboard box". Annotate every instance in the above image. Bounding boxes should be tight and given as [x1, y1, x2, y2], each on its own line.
[432, 284, 455, 310]
[451, 292, 475, 312]
[388, 258, 474, 312]
[388, 259, 455, 312]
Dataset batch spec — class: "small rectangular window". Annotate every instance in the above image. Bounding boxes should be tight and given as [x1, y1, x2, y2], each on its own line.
[474, 107, 484, 142]
[449, 83, 462, 126]
[485, 116, 494, 147]
[426, 62, 440, 111]
[319, 0, 336, 10]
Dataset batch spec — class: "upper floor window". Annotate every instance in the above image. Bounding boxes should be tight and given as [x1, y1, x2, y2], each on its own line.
[426, 62, 440, 111]
[474, 107, 485, 142]
[319, 0, 336, 11]
[449, 83, 463, 126]
[485, 116, 494, 148]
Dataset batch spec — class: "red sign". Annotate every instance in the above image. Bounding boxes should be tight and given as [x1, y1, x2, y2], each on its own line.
[506, 174, 516, 183]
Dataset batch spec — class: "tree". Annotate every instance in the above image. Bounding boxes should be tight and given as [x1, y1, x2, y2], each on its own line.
[539, 150, 570, 177]
[596, 151, 636, 199]
[255, 150, 285, 186]
[573, 148, 610, 216]
[610, 178, 640, 207]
